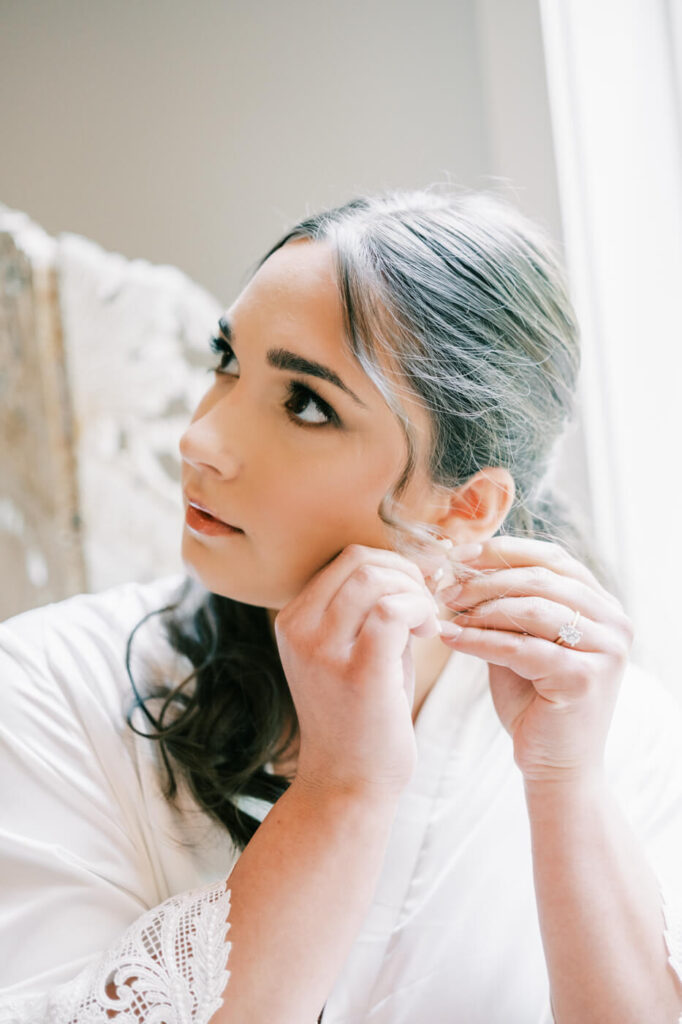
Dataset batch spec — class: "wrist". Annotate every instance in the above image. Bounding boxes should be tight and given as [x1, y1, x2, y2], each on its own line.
[523, 767, 609, 818]
[290, 773, 403, 820]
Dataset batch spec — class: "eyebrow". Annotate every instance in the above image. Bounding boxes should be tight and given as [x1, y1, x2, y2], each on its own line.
[217, 315, 367, 408]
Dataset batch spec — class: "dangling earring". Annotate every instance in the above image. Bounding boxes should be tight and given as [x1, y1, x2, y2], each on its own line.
[433, 536, 452, 579]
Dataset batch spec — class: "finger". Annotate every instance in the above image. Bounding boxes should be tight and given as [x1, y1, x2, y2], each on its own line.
[325, 565, 438, 645]
[293, 544, 430, 626]
[353, 591, 442, 681]
[461, 536, 621, 606]
[447, 595, 627, 656]
[412, 540, 477, 592]
[439, 566, 627, 629]
[440, 624, 597, 693]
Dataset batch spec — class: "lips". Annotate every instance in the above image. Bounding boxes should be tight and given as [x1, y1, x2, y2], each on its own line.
[186, 492, 240, 530]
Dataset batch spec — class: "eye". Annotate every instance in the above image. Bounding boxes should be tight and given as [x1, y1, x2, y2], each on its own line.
[285, 381, 340, 428]
[207, 335, 340, 429]
[208, 335, 238, 375]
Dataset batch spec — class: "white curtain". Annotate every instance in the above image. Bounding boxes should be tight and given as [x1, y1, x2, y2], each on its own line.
[539, 0, 682, 696]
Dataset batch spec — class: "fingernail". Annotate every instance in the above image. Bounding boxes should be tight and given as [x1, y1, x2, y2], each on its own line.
[438, 621, 463, 640]
[451, 542, 483, 561]
[439, 582, 462, 602]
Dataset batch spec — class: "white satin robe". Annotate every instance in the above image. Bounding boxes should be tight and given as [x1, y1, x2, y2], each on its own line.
[1, 573, 681, 1022]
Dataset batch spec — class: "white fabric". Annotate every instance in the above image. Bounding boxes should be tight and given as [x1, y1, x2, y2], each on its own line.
[1, 574, 681, 1022]
[0, 880, 232, 1023]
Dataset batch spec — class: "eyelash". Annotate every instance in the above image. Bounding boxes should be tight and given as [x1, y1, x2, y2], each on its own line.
[206, 335, 341, 429]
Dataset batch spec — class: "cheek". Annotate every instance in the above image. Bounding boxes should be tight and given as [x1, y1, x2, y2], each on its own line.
[262, 443, 397, 550]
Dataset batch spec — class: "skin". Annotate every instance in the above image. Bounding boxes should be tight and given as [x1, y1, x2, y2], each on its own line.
[177, 237, 682, 1019]
[178, 237, 514, 735]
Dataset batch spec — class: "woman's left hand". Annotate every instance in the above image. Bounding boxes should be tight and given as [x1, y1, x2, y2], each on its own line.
[438, 537, 635, 784]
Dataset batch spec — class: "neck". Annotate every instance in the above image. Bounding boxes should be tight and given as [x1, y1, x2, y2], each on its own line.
[409, 631, 454, 722]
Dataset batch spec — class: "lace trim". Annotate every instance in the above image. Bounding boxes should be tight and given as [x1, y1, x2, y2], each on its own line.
[0, 879, 232, 1024]
[659, 876, 682, 993]
[658, 880, 682, 1024]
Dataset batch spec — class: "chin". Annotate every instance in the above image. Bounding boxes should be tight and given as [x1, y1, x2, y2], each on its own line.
[180, 549, 290, 610]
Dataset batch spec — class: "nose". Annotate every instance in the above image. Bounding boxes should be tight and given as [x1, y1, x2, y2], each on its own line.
[178, 393, 244, 479]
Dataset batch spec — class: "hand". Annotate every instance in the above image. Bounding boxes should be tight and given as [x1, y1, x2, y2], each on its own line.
[274, 544, 441, 801]
[438, 537, 634, 784]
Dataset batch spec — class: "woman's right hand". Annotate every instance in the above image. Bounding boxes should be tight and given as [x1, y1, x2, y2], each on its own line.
[273, 544, 442, 802]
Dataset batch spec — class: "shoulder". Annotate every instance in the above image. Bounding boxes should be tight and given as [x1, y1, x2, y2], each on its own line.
[1, 572, 189, 652]
[0, 575, 211, 991]
[0, 573, 190, 744]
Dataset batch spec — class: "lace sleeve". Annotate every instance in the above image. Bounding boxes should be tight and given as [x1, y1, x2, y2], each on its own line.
[0, 879, 232, 1024]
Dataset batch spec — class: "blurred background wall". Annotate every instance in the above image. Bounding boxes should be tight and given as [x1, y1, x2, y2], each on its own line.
[4, 0, 641, 666]
[3, 0, 680, 693]
[0, 0, 562, 301]
[0, 2, 590, 525]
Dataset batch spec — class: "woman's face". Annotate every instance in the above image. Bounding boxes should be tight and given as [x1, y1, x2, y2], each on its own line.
[179, 238, 441, 609]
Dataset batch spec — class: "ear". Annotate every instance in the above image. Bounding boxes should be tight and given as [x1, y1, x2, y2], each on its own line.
[431, 467, 515, 544]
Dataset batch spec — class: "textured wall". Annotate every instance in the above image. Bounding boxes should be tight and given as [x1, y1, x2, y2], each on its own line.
[0, 205, 221, 619]
[0, 207, 85, 618]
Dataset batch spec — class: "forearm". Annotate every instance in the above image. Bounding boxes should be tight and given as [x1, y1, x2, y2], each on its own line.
[525, 773, 682, 1024]
[214, 779, 399, 1024]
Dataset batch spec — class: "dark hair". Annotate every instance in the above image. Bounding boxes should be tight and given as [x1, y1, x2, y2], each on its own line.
[125, 186, 619, 851]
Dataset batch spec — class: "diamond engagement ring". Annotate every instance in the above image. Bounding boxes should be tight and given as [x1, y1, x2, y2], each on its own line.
[554, 609, 583, 647]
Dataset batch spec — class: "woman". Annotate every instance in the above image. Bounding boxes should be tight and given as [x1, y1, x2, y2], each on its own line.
[1, 188, 682, 1023]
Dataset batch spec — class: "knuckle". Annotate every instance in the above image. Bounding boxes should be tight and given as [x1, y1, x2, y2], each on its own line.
[520, 597, 545, 624]
[342, 543, 370, 563]
[527, 565, 553, 589]
[374, 595, 398, 621]
[276, 615, 313, 656]
[501, 631, 525, 655]
[352, 564, 379, 587]
[550, 545, 573, 571]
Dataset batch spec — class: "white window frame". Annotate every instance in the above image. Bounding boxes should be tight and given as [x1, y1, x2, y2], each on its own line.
[539, 0, 682, 694]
